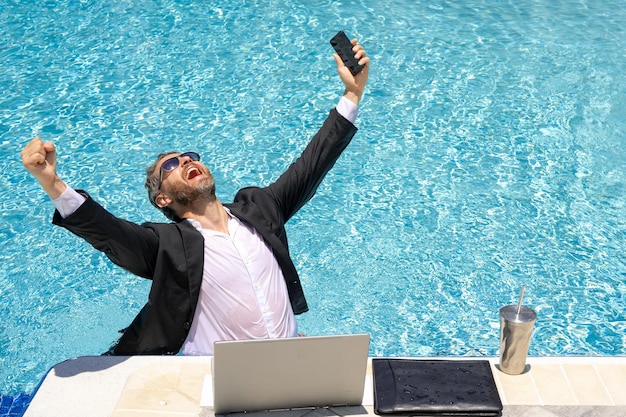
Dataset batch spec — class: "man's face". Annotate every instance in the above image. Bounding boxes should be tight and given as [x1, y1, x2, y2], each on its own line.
[155, 152, 216, 207]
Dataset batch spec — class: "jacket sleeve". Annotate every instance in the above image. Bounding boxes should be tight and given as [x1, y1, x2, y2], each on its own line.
[52, 192, 161, 279]
[266, 108, 358, 222]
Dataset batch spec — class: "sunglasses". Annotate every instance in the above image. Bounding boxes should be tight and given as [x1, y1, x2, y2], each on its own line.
[157, 151, 201, 190]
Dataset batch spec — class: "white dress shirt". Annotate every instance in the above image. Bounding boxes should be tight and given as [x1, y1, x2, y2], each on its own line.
[182, 209, 297, 355]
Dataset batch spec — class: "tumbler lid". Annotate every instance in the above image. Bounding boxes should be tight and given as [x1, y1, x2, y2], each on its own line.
[499, 304, 537, 322]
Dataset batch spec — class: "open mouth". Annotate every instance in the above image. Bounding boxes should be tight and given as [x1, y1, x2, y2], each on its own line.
[186, 166, 202, 180]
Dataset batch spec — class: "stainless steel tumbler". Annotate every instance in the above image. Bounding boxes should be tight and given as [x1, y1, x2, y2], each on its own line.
[499, 304, 536, 375]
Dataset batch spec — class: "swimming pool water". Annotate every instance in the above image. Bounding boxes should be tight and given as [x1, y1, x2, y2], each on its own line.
[1, 0, 625, 397]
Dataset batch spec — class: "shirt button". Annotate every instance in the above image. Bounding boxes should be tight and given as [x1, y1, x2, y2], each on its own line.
[183, 322, 191, 330]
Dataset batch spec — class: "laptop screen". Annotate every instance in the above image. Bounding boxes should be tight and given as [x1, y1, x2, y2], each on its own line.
[210, 334, 370, 414]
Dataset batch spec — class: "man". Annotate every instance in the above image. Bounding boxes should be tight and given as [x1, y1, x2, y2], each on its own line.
[21, 40, 369, 355]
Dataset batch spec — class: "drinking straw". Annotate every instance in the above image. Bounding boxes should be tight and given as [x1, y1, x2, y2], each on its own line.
[516, 285, 526, 315]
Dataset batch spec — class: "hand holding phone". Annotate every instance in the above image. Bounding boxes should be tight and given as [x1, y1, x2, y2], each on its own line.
[330, 31, 365, 75]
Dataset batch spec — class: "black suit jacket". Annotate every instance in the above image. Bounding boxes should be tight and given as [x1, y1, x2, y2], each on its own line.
[53, 108, 358, 355]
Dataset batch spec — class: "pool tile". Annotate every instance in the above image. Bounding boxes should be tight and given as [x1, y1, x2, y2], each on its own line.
[0, 393, 32, 417]
[112, 411, 198, 417]
[178, 363, 211, 398]
[529, 364, 577, 405]
[561, 364, 613, 405]
[492, 368, 542, 405]
[594, 364, 626, 406]
[114, 387, 200, 413]
[126, 363, 182, 389]
[110, 361, 210, 416]
[123, 372, 179, 391]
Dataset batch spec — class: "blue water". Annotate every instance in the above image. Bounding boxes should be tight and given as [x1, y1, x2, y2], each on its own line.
[0, 394, 31, 417]
[1, 0, 625, 401]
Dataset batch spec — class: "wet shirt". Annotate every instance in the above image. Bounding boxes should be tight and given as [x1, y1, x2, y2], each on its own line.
[181, 209, 297, 355]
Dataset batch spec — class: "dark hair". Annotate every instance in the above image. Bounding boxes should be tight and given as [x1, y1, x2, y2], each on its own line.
[145, 151, 180, 221]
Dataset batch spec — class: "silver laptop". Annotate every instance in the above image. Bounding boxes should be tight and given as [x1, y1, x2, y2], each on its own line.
[211, 333, 370, 414]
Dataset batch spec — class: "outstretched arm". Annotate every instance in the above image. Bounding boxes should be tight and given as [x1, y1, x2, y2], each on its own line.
[334, 39, 370, 106]
[263, 40, 370, 220]
[20, 137, 67, 199]
[22, 138, 161, 278]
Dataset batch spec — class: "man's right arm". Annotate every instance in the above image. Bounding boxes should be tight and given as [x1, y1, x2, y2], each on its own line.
[51, 186, 86, 218]
[20, 137, 67, 199]
[21, 137, 160, 278]
[21, 137, 87, 218]
[51, 193, 161, 279]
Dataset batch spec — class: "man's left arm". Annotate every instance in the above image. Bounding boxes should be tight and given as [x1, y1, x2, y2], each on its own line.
[267, 106, 357, 221]
[266, 39, 370, 221]
[336, 95, 359, 125]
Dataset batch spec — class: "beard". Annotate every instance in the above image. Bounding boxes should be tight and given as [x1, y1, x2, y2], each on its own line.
[169, 176, 217, 207]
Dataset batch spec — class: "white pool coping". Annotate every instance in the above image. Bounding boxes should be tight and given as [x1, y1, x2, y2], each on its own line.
[23, 355, 626, 417]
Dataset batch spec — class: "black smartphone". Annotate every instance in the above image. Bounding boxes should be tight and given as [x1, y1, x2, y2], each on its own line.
[330, 31, 365, 75]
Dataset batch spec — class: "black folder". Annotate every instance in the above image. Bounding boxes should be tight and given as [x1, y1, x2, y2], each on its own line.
[372, 359, 503, 416]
